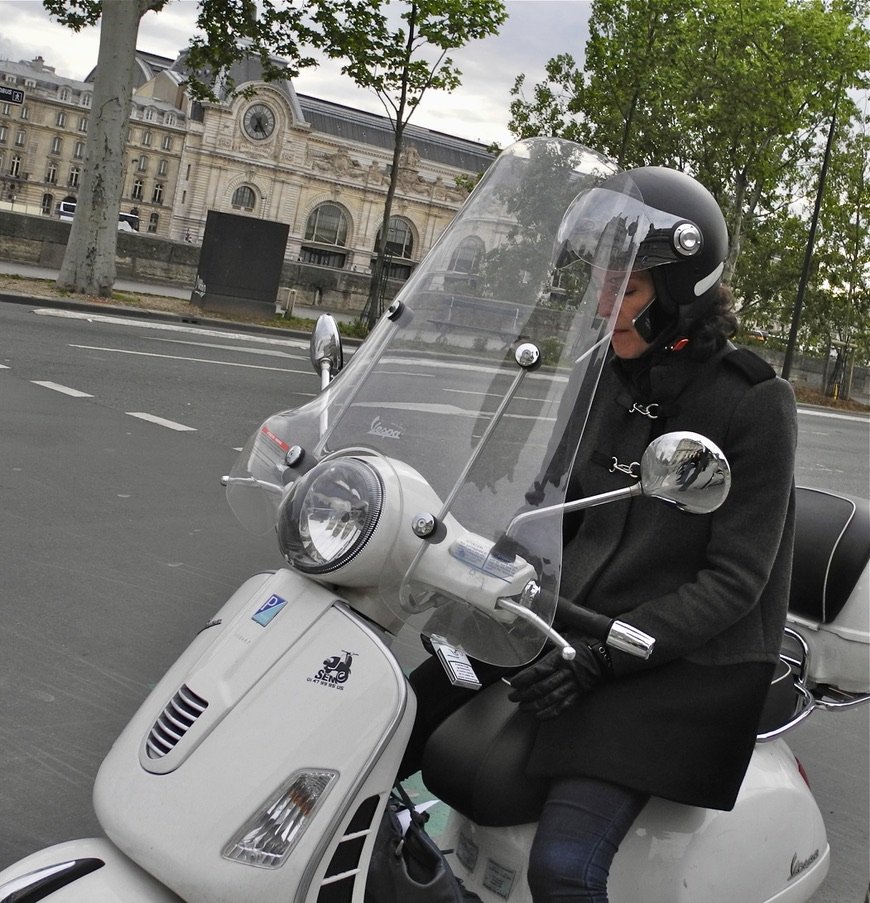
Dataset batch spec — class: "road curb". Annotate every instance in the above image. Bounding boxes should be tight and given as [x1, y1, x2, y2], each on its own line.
[0, 290, 364, 345]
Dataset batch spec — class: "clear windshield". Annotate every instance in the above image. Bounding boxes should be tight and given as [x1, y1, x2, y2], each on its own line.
[227, 138, 645, 666]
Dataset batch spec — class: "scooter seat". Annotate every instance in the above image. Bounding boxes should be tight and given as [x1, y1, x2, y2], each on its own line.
[790, 488, 870, 624]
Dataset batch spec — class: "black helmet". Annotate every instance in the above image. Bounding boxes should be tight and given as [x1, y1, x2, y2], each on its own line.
[605, 166, 729, 344]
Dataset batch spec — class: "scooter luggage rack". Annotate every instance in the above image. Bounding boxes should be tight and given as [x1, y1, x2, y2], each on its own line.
[757, 626, 870, 742]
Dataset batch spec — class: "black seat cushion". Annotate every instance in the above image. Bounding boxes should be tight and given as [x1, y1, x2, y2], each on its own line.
[790, 488, 870, 624]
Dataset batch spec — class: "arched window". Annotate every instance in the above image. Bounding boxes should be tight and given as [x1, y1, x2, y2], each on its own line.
[301, 203, 349, 268]
[232, 185, 256, 211]
[305, 203, 348, 246]
[449, 236, 485, 275]
[374, 217, 414, 280]
[376, 216, 414, 259]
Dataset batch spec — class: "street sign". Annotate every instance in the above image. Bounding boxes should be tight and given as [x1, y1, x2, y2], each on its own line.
[0, 86, 25, 105]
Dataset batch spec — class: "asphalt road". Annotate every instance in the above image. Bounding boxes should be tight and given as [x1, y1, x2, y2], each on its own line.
[0, 301, 867, 899]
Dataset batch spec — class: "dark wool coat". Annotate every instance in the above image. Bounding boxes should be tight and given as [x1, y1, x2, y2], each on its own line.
[525, 343, 798, 809]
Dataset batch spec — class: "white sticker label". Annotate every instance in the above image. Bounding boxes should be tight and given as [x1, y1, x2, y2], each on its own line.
[449, 537, 521, 581]
[431, 636, 482, 690]
[483, 858, 516, 898]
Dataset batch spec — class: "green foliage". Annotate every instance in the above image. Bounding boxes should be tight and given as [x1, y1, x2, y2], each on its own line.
[507, 0, 870, 362]
[184, 0, 322, 100]
[509, 53, 585, 143]
[477, 140, 606, 305]
[312, 0, 507, 121]
[43, 0, 169, 31]
[797, 125, 870, 361]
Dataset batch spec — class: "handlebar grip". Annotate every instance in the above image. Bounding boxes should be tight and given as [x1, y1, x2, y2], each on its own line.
[555, 597, 614, 639]
[607, 620, 655, 660]
[555, 599, 656, 660]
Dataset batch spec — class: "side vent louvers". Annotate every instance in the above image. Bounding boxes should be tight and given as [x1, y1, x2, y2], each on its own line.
[146, 685, 209, 759]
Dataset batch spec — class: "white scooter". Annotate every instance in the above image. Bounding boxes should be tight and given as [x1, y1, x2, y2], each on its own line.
[1, 138, 867, 903]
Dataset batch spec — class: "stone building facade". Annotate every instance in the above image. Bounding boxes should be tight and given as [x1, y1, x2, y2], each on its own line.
[0, 52, 494, 291]
[0, 54, 186, 236]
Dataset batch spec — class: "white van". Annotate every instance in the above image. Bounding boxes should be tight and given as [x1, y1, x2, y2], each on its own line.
[57, 200, 140, 232]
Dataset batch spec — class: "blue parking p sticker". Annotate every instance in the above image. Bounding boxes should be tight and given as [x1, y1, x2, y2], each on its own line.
[252, 594, 288, 627]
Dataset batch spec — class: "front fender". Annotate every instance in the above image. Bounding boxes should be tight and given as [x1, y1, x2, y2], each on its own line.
[0, 838, 179, 902]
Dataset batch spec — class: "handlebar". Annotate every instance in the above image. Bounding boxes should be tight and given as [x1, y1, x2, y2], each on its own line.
[556, 597, 656, 660]
[495, 586, 655, 661]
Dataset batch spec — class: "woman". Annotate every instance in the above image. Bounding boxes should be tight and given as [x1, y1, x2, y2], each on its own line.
[508, 166, 798, 901]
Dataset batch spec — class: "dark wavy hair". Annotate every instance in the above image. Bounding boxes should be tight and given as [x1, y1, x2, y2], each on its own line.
[685, 284, 739, 361]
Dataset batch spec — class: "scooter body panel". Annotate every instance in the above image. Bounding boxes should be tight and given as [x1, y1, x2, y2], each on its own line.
[93, 569, 414, 903]
[0, 838, 182, 901]
[443, 740, 828, 903]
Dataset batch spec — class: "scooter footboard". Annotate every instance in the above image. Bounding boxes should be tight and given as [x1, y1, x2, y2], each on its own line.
[0, 838, 181, 902]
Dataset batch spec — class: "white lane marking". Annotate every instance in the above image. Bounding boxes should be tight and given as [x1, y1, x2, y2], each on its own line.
[126, 412, 197, 431]
[0, 364, 9, 369]
[797, 408, 868, 424]
[69, 343, 313, 375]
[143, 337, 305, 359]
[31, 380, 94, 398]
[34, 308, 310, 350]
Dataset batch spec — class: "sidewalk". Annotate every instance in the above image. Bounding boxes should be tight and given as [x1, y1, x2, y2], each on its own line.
[0, 260, 357, 329]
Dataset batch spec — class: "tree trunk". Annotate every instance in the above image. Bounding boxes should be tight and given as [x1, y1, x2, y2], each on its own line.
[361, 124, 406, 328]
[360, 5, 419, 329]
[56, 0, 143, 296]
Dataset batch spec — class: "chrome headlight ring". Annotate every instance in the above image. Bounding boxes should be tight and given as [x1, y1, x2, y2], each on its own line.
[277, 457, 384, 575]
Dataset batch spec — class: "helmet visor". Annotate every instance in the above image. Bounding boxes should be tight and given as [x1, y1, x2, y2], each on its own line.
[557, 185, 702, 272]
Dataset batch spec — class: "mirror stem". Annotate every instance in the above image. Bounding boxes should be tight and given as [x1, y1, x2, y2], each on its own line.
[506, 484, 642, 536]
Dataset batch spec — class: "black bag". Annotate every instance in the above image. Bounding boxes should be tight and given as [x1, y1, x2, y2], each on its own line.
[364, 784, 482, 903]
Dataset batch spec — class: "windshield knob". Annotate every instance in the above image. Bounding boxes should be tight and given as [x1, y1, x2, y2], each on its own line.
[411, 512, 437, 538]
[515, 342, 541, 369]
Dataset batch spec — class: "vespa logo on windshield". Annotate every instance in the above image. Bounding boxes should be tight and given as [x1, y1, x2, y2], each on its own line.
[368, 416, 404, 440]
[308, 651, 356, 690]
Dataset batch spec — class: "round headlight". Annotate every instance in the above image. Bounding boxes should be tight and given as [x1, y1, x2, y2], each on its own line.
[277, 457, 383, 574]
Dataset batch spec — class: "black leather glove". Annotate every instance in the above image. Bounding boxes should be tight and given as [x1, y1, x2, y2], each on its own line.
[507, 636, 612, 720]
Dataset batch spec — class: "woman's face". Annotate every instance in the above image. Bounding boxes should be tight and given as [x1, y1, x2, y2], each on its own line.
[596, 268, 657, 360]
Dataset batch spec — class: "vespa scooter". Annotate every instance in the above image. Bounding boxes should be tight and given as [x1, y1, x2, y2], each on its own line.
[1, 137, 867, 903]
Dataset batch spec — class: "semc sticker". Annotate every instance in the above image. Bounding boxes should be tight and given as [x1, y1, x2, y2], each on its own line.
[251, 594, 288, 627]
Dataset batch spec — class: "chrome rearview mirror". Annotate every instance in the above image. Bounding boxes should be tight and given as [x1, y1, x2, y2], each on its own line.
[506, 431, 731, 537]
[310, 314, 343, 390]
[639, 431, 731, 514]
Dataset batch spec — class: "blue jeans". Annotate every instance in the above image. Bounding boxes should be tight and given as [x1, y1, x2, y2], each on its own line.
[527, 777, 649, 902]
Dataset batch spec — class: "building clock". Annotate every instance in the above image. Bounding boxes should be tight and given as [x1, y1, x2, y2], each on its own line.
[243, 103, 276, 140]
